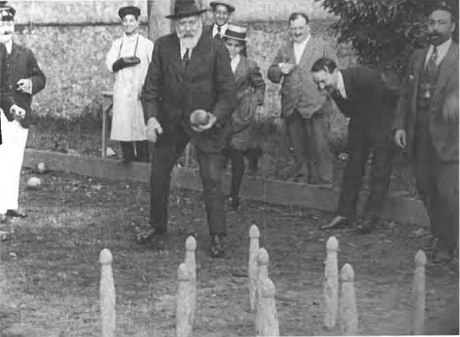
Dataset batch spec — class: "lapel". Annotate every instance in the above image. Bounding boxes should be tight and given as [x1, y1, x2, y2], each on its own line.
[283, 41, 295, 64]
[233, 56, 246, 85]
[433, 42, 458, 99]
[167, 34, 186, 74]
[340, 68, 353, 100]
[298, 36, 317, 67]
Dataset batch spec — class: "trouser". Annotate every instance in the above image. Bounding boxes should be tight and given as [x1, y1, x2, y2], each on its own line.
[0, 113, 29, 214]
[150, 127, 226, 236]
[337, 121, 394, 221]
[285, 107, 333, 184]
[413, 122, 459, 252]
[120, 140, 149, 162]
[227, 148, 245, 199]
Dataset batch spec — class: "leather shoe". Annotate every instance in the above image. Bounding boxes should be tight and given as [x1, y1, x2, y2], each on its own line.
[356, 218, 377, 235]
[210, 235, 225, 258]
[6, 209, 27, 218]
[432, 241, 454, 264]
[136, 227, 167, 244]
[320, 215, 349, 230]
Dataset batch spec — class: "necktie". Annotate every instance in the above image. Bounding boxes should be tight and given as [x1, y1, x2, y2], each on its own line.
[182, 48, 190, 67]
[216, 26, 222, 39]
[426, 46, 438, 76]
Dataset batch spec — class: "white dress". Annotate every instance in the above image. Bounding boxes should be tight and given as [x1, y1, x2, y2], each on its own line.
[106, 33, 154, 141]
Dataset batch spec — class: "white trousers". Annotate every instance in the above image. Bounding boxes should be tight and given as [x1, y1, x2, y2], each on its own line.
[0, 113, 29, 215]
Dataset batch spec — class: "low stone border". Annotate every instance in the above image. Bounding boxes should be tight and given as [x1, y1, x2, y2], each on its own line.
[23, 149, 428, 227]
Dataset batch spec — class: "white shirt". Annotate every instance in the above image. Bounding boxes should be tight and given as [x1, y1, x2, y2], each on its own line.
[230, 54, 240, 73]
[425, 38, 452, 66]
[336, 71, 347, 99]
[212, 23, 228, 38]
[4, 39, 12, 54]
[180, 42, 193, 60]
[293, 35, 310, 65]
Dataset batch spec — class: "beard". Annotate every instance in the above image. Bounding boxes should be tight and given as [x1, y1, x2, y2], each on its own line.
[177, 21, 203, 50]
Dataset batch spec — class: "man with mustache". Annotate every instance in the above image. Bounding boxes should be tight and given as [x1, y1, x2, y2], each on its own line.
[0, 5, 46, 223]
[268, 13, 337, 186]
[311, 57, 397, 234]
[140, 0, 237, 258]
[394, 2, 459, 263]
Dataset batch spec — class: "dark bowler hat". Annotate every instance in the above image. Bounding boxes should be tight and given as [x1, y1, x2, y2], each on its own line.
[166, 0, 207, 20]
[118, 5, 141, 19]
[222, 24, 247, 42]
[0, 5, 15, 21]
[210, 1, 235, 13]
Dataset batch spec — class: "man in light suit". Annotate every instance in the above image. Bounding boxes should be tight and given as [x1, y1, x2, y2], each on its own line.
[0, 5, 46, 222]
[0, 42, 18, 148]
[140, 0, 237, 258]
[394, 2, 458, 263]
[268, 12, 337, 186]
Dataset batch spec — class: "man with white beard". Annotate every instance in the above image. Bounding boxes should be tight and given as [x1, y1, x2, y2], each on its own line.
[140, 0, 237, 258]
[0, 5, 46, 223]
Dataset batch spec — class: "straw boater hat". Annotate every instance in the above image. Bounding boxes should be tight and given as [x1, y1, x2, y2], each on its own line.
[118, 5, 141, 19]
[222, 25, 247, 42]
[166, 0, 207, 19]
[209, 1, 235, 13]
[0, 5, 15, 21]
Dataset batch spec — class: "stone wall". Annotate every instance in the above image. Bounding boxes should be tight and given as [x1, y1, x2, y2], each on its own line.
[9, 1, 352, 120]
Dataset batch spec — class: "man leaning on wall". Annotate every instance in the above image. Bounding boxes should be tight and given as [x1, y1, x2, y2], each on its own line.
[267, 12, 337, 187]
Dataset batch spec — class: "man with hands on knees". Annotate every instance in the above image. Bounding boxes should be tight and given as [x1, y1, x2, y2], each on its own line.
[140, 0, 237, 258]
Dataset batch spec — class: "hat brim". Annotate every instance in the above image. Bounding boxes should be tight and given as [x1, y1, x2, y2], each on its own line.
[210, 2, 235, 12]
[166, 9, 208, 19]
[222, 35, 247, 42]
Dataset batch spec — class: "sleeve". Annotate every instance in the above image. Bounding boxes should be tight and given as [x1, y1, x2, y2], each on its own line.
[210, 42, 238, 123]
[393, 54, 415, 131]
[249, 60, 266, 105]
[267, 47, 284, 84]
[0, 47, 15, 117]
[106, 40, 119, 73]
[27, 49, 46, 95]
[141, 41, 162, 122]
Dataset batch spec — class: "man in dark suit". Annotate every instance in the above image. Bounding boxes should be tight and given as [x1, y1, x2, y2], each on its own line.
[140, 0, 237, 257]
[394, 3, 458, 263]
[311, 57, 397, 234]
[0, 5, 46, 222]
[268, 13, 337, 186]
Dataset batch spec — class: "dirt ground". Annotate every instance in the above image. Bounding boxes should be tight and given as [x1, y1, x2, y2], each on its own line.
[0, 168, 458, 337]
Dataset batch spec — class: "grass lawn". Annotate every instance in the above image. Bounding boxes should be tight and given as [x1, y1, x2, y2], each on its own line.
[0, 169, 458, 336]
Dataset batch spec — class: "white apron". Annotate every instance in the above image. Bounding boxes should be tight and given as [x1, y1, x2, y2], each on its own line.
[106, 34, 154, 141]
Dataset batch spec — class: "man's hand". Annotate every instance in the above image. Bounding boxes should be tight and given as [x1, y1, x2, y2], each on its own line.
[10, 104, 26, 121]
[191, 113, 217, 133]
[146, 117, 163, 143]
[16, 79, 32, 94]
[394, 129, 407, 149]
[279, 62, 296, 75]
[443, 92, 459, 122]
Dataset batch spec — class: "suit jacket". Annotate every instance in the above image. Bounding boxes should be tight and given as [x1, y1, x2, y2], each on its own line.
[0, 43, 15, 145]
[231, 56, 265, 132]
[332, 66, 397, 141]
[393, 42, 459, 162]
[3, 41, 46, 128]
[267, 36, 337, 119]
[141, 31, 237, 153]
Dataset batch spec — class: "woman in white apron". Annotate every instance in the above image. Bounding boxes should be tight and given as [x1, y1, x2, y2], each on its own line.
[106, 6, 154, 163]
